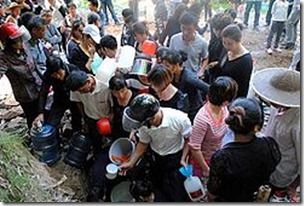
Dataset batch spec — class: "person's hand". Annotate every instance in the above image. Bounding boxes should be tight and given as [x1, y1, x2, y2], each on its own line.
[208, 61, 218, 68]
[88, 44, 96, 57]
[118, 160, 134, 176]
[202, 167, 210, 177]
[180, 159, 187, 168]
[129, 131, 138, 144]
[32, 113, 44, 129]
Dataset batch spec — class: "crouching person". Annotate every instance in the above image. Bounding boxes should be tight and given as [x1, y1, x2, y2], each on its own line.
[65, 70, 113, 202]
[119, 94, 191, 202]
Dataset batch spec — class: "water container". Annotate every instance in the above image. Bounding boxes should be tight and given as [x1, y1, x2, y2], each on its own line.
[95, 57, 117, 85]
[64, 132, 92, 168]
[30, 124, 61, 165]
[130, 54, 152, 76]
[116, 45, 136, 73]
[184, 176, 205, 202]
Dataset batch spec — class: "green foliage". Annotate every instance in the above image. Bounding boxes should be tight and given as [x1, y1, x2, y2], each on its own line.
[0, 133, 52, 202]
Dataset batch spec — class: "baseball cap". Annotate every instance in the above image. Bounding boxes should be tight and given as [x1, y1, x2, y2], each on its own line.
[83, 24, 101, 44]
[65, 70, 88, 91]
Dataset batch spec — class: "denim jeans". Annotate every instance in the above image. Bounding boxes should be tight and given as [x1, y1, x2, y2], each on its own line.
[266, 21, 285, 49]
[285, 6, 300, 44]
[103, 0, 119, 23]
[244, 1, 262, 27]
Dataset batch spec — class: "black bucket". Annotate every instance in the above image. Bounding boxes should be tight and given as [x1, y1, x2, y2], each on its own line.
[30, 124, 61, 165]
[64, 132, 92, 168]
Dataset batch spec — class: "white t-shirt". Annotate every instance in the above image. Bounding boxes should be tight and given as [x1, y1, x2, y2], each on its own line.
[138, 107, 192, 156]
[169, 32, 208, 74]
[70, 76, 113, 120]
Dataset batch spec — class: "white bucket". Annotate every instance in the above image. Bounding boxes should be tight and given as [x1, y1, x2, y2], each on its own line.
[95, 57, 117, 85]
[116, 45, 136, 73]
[109, 138, 135, 165]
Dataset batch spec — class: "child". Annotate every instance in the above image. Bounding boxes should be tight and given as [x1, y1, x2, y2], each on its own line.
[266, 0, 289, 54]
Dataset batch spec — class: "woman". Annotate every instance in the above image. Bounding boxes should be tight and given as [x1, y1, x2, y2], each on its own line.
[132, 21, 154, 53]
[159, 3, 187, 46]
[147, 64, 189, 113]
[0, 23, 42, 129]
[181, 76, 238, 178]
[207, 98, 281, 202]
[60, 2, 83, 52]
[68, 24, 101, 74]
[109, 75, 137, 139]
[159, 48, 209, 122]
[66, 20, 85, 60]
[209, 24, 253, 98]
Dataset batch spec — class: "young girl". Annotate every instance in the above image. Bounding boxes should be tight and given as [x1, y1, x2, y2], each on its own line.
[181, 76, 238, 178]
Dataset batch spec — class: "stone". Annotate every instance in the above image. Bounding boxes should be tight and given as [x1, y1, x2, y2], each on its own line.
[1, 106, 24, 121]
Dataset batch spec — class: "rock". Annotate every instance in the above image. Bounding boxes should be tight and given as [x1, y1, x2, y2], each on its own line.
[3, 116, 27, 133]
[0, 93, 19, 107]
[1, 106, 23, 121]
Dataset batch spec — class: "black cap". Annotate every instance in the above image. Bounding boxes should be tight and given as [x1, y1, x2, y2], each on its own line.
[65, 70, 88, 91]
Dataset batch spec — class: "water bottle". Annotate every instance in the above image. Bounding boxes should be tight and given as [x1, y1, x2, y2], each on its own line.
[184, 175, 205, 202]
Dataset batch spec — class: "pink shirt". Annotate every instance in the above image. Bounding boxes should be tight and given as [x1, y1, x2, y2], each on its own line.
[188, 101, 229, 162]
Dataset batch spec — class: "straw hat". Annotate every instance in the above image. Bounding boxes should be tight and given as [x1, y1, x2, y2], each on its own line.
[6, 2, 25, 11]
[251, 67, 300, 107]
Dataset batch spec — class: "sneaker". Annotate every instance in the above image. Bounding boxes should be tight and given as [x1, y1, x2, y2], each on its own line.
[266, 48, 273, 55]
[253, 26, 260, 31]
[273, 47, 282, 52]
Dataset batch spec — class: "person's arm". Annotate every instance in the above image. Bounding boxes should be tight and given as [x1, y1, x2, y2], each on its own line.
[188, 111, 210, 176]
[186, 72, 209, 94]
[180, 139, 189, 167]
[118, 141, 149, 175]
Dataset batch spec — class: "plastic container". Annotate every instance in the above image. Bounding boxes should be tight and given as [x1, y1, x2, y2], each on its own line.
[96, 117, 111, 135]
[64, 132, 92, 168]
[111, 181, 135, 202]
[109, 138, 135, 165]
[116, 45, 136, 73]
[95, 57, 116, 85]
[130, 54, 152, 76]
[30, 124, 60, 165]
[184, 176, 205, 202]
[105, 163, 118, 179]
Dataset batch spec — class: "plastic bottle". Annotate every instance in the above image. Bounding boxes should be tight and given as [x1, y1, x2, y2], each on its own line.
[184, 175, 205, 202]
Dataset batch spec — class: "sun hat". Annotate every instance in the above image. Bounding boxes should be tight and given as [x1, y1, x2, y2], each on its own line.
[6, 2, 26, 11]
[251, 67, 300, 107]
[82, 24, 101, 44]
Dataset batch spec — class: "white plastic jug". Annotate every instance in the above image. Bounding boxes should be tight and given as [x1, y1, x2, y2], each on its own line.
[116, 45, 136, 73]
[184, 176, 205, 202]
[95, 57, 117, 85]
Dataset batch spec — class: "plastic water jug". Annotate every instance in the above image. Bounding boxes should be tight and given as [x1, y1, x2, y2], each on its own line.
[184, 175, 205, 202]
[95, 57, 116, 85]
[116, 45, 136, 73]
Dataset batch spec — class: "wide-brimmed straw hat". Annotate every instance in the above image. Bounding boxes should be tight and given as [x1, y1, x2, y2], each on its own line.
[251, 67, 300, 107]
[6, 2, 28, 11]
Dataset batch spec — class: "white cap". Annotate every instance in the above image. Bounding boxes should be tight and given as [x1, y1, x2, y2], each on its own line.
[83, 24, 101, 44]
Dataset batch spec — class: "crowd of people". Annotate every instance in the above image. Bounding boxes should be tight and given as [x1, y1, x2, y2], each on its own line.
[0, 0, 300, 202]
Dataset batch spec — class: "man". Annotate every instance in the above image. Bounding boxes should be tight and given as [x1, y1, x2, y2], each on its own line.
[169, 11, 208, 74]
[33, 56, 81, 132]
[102, 0, 121, 25]
[120, 8, 137, 47]
[88, 0, 105, 27]
[281, 0, 300, 50]
[66, 70, 113, 202]
[243, 0, 262, 31]
[119, 94, 192, 201]
[252, 68, 300, 202]
[87, 11, 104, 36]
[24, 15, 48, 77]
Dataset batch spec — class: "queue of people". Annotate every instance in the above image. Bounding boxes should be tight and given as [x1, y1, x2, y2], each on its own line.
[0, 0, 300, 203]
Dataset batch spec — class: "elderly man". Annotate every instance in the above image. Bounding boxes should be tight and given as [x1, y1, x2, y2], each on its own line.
[252, 68, 300, 202]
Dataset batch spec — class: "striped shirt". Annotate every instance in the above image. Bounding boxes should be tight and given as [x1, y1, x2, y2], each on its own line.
[188, 101, 229, 162]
